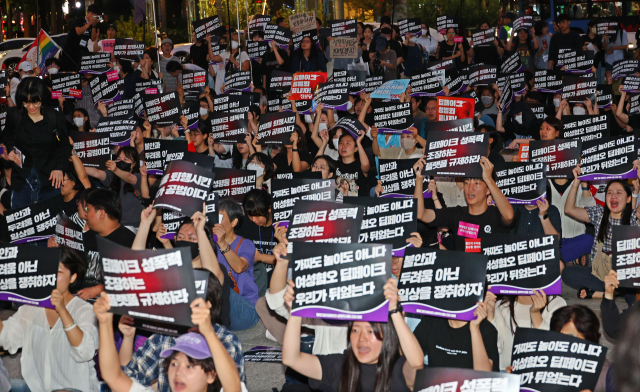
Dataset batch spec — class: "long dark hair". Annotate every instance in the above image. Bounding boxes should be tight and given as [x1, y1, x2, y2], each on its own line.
[110, 147, 140, 195]
[550, 305, 601, 343]
[499, 295, 559, 334]
[74, 108, 91, 132]
[16, 77, 45, 115]
[597, 180, 633, 245]
[278, 125, 307, 155]
[231, 141, 249, 170]
[614, 303, 640, 392]
[339, 321, 400, 392]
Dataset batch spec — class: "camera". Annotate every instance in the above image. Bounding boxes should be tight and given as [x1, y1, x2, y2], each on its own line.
[372, 57, 381, 67]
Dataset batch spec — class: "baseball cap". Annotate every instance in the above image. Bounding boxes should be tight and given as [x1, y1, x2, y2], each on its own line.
[375, 36, 388, 51]
[505, 12, 516, 20]
[160, 332, 212, 360]
[106, 24, 117, 31]
[18, 62, 33, 72]
[161, 38, 173, 46]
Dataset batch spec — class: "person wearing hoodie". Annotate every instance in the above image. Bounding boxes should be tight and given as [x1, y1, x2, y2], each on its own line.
[496, 100, 542, 149]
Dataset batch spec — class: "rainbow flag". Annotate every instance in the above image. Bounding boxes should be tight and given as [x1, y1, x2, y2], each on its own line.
[18, 29, 61, 71]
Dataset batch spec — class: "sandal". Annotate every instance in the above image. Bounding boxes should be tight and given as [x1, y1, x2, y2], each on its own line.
[578, 287, 595, 299]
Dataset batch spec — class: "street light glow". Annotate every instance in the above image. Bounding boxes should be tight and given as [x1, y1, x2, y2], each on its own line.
[75, 1, 81, 8]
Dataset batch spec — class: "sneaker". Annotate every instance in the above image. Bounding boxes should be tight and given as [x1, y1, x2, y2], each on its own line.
[265, 329, 278, 342]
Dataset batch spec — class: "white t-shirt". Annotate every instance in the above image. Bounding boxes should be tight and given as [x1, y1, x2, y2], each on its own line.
[214, 51, 250, 95]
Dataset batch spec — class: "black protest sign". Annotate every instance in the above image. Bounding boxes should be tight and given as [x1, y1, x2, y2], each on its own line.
[512, 328, 607, 392]
[288, 200, 363, 243]
[143, 139, 189, 176]
[154, 161, 215, 216]
[534, 70, 564, 93]
[0, 107, 7, 130]
[597, 84, 613, 109]
[107, 98, 136, 118]
[631, 94, 640, 116]
[249, 15, 271, 31]
[530, 139, 581, 178]
[333, 69, 367, 94]
[182, 69, 206, 100]
[264, 25, 292, 48]
[612, 59, 639, 80]
[269, 70, 293, 91]
[96, 117, 137, 146]
[224, 71, 252, 92]
[272, 179, 336, 224]
[54, 213, 84, 253]
[497, 74, 514, 113]
[144, 92, 181, 125]
[365, 76, 384, 93]
[210, 168, 256, 204]
[0, 245, 60, 308]
[161, 209, 186, 239]
[414, 368, 520, 392]
[0, 71, 6, 98]
[436, 15, 458, 33]
[208, 42, 227, 59]
[134, 93, 145, 117]
[247, 41, 269, 60]
[472, 28, 496, 47]
[596, 19, 618, 36]
[513, 15, 534, 32]
[579, 135, 636, 181]
[80, 52, 111, 73]
[330, 116, 366, 139]
[345, 197, 417, 256]
[72, 132, 111, 169]
[313, 82, 349, 110]
[162, 140, 199, 173]
[330, 19, 357, 37]
[371, 102, 413, 133]
[398, 248, 487, 320]
[183, 152, 216, 172]
[180, 100, 200, 131]
[620, 76, 640, 93]
[292, 29, 319, 50]
[6, 195, 62, 243]
[612, 226, 640, 288]
[209, 112, 249, 144]
[398, 18, 421, 36]
[274, 171, 323, 180]
[90, 71, 121, 105]
[562, 75, 597, 104]
[561, 114, 609, 142]
[212, 94, 252, 114]
[244, 346, 282, 362]
[409, 70, 445, 97]
[558, 49, 594, 74]
[423, 132, 488, 178]
[423, 118, 473, 133]
[267, 90, 285, 112]
[500, 53, 523, 74]
[113, 38, 144, 61]
[258, 112, 296, 145]
[529, 103, 547, 121]
[290, 241, 392, 321]
[468, 64, 497, 87]
[378, 159, 430, 198]
[135, 78, 163, 95]
[510, 72, 527, 96]
[99, 237, 197, 327]
[50, 72, 82, 99]
[494, 162, 547, 205]
[482, 234, 561, 294]
[192, 15, 224, 41]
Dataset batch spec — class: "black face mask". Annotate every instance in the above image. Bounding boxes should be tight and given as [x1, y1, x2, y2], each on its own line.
[116, 161, 132, 172]
[175, 240, 200, 259]
[380, 27, 392, 35]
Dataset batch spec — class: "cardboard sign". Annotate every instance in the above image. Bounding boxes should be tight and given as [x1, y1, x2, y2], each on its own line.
[345, 197, 417, 256]
[247, 41, 269, 60]
[99, 237, 197, 327]
[212, 94, 252, 114]
[313, 82, 350, 110]
[207, 112, 249, 144]
[154, 161, 215, 216]
[378, 159, 430, 198]
[6, 195, 62, 243]
[290, 72, 327, 100]
[244, 346, 282, 362]
[249, 15, 271, 31]
[494, 162, 547, 205]
[612, 226, 640, 288]
[272, 179, 335, 225]
[414, 368, 520, 392]
[290, 241, 392, 321]
[95, 117, 138, 146]
[558, 49, 594, 74]
[579, 135, 636, 181]
[512, 328, 607, 392]
[210, 168, 256, 204]
[409, 70, 445, 96]
[500, 53, 523, 74]
[398, 248, 488, 320]
[423, 118, 473, 133]
[80, 52, 111, 74]
[561, 114, 609, 143]
[289, 11, 316, 34]
[269, 70, 293, 91]
[182, 68, 207, 99]
[529, 139, 581, 179]
[101, 38, 115, 53]
[113, 38, 144, 61]
[370, 102, 413, 134]
[54, 213, 84, 253]
[264, 25, 292, 48]
[370, 79, 410, 99]
[436, 15, 458, 34]
[330, 37, 358, 59]
[534, 70, 564, 93]
[288, 200, 363, 243]
[612, 59, 639, 80]
[223, 71, 252, 92]
[257, 112, 296, 145]
[192, 15, 224, 41]
[472, 28, 496, 47]
[331, 19, 357, 37]
[596, 84, 613, 109]
[562, 75, 597, 104]
[73, 132, 111, 169]
[436, 96, 475, 121]
[423, 132, 488, 178]
[144, 91, 181, 126]
[365, 75, 384, 93]
[51, 72, 82, 99]
[0, 245, 60, 308]
[107, 98, 135, 118]
[90, 71, 121, 105]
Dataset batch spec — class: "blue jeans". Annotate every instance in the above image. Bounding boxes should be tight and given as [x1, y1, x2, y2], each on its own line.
[560, 234, 594, 262]
[11, 167, 61, 209]
[229, 290, 260, 331]
[10, 379, 31, 392]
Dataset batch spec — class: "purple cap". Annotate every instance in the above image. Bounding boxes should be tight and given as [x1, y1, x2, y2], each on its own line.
[160, 332, 212, 360]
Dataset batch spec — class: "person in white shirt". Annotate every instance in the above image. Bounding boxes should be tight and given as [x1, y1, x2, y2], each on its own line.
[0, 248, 99, 392]
[91, 23, 117, 53]
[208, 30, 250, 95]
[8, 62, 36, 104]
[415, 23, 438, 61]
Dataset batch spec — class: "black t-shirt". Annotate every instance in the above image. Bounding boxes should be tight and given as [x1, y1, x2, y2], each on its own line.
[272, 150, 312, 175]
[190, 43, 210, 71]
[548, 30, 582, 65]
[61, 192, 80, 218]
[438, 41, 465, 68]
[309, 353, 411, 392]
[581, 34, 603, 65]
[237, 220, 277, 273]
[82, 226, 137, 289]
[429, 205, 514, 251]
[336, 159, 368, 197]
[418, 191, 447, 247]
[263, 49, 290, 88]
[65, 17, 92, 53]
[414, 316, 499, 371]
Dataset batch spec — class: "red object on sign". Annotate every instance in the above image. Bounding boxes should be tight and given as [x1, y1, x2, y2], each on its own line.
[107, 70, 119, 82]
[145, 88, 158, 95]
[518, 144, 529, 162]
[454, 36, 463, 43]
[51, 91, 62, 99]
[289, 72, 327, 101]
[69, 88, 82, 98]
[465, 238, 482, 252]
[436, 96, 475, 122]
[194, 75, 206, 84]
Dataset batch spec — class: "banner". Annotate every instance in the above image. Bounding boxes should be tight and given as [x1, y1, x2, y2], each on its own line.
[208, 112, 249, 144]
[289, 72, 327, 100]
[494, 162, 546, 204]
[6, 195, 62, 243]
[482, 234, 561, 295]
[596, 84, 613, 109]
[529, 139, 581, 178]
[533, 70, 564, 93]
[371, 102, 413, 133]
[578, 135, 636, 181]
[210, 168, 256, 204]
[154, 161, 215, 216]
[99, 237, 197, 327]
[80, 52, 111, 74]
[561, 114, 609, 142]
[398, 18, 421, 36]
[409, 70, 445, 96]
[620, 76, 640, 93]
[423, 132, 488, 178]
[436, 96, 475, 121]
[272, 179, 335, 225]
[73, 132, 111, 169]
[264, 25, 293, 49]
[95, 117, 137, 146]
[414, 368, 520, 392]
[513, 15, 534, 32]
[500, 53, 523, 74]
[345, 197, 417, 256]
[558, 49, 594, 74]
[313, 82, 350, 110]
[436, 15, 458, 34]
[512, 328, 607, 392]
[107, 98, 135, 118]
[561, 75, 597, 104]
[257, 112, 296, 145]
[330, 19, 357, 37]
[144, 91, 181, 125]
[612, 59, 639, 80]
[54, 213, 84, 252]
[269, 70, 293, 91]
[247, 41, 269, 60]
[90, 71, 121, 105]
[290, 241, 392, 321]
[330, 37, 358, 59]
[423, 118, 473, 133]
[398, 248, 487, 320]
[192, 15, 224, 41]
[378, 159, 430, 198]
[370, 79, 410, 99]
[288, 200, 363, 243]
[249, 15, 271, 31]
[212, 94, 252, 114]
[0, 244, 60, 308]
[244, 346, 282, 362]
[289, 11, 316, 34]
[472, 28, 496, 47]
[223, 71, 252, 92]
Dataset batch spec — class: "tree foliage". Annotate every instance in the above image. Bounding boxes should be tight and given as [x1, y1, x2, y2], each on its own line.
[201, 0, 269, 30]
[404, 0, 501, 33]
[114, 12, 156, 46]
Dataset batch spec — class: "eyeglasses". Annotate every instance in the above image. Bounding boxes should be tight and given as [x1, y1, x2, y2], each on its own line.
[447, 32, 456, 35]
[83, 205, 95, 213]
[312, 164, 328, 171]
[22, 102, 41, 108]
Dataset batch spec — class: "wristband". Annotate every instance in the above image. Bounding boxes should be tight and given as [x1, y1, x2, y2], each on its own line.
[292, 148, 298, 152]
[539, 214, 549, 220]
[582, 186, 590, 191]
[64, 323, 77, 332]
[389, 303, 403, 316]
[634, 193, 639, 198]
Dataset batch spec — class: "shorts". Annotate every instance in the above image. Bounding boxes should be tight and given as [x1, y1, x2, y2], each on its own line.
[605, 62, 613, 71]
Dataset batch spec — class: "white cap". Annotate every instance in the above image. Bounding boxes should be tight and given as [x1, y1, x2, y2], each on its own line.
[18, 62, 33, 72]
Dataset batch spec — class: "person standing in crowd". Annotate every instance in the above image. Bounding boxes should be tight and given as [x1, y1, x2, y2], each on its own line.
[498, 12, 515, 48]
[60, 4, 101, 71]
[190, 31, 210, 72]
[436, 27, 466, 68]
[471, 22, 503, 66]
[370, 36, 397, 82]
[548, 14, 583, 69]
[290, 36, 327, 73]
[416, 23, 438, 62]
[505, 26, 539, 72]
[533, 20, 551, 70]
[92, 23, 117, 52]
[359, 24, 374, 64]
[159, 38, 180, 93]
[262, 40, 288, 88]
[603, 22, 629, 82]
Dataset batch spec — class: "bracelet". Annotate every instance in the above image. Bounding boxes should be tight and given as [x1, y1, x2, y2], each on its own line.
[581, 186, 590, 191]
[64, 323, 77, 332]
[220, 245, 232, 254]
[634, 193, 639, 198]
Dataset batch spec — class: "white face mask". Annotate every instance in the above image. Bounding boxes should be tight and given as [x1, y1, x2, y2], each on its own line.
[332, 139, 339, 150]
[481, 96, 493, 106]
[199, 107, 209, 116]
[409, 37, 417, 43]
[304, 114, 313, 123]
[346, 101, 353, 110]
[247, 163, 264, 177]
[514, 114, 523, 124]
[401, 138, 416, 150]
[113, 66, 121, 73]
[231, 40, 239, 50]
[421, 29, 428, 36]
[573, 106, 586, 115]
[553, 98, 561, 108]
[318, 123, 328, 132]
[48, 67, 59, 75]
[74, 117, 85, 127]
